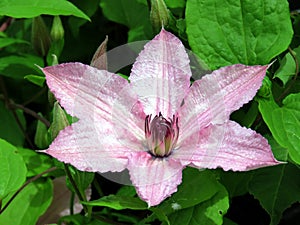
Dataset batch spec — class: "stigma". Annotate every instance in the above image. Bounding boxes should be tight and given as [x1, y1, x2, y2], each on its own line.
[144, 112, 179, 157]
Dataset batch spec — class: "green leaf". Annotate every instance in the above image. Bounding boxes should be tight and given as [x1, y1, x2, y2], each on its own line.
[258, 94, 300, 163]
[0, 179, 53, 225]
[59, 214, 111, 225]
[168, 183, 229, 225]
[116, 185, 137, 197]
[165, 0, 185, 8]
[67, 0, 100, 38]
[220, 170, 252, 198]
[100, 0, 146, 28]
[273, 45, 300, 86]
[223, 218, 239, 225]
[0, 139, 27, 199]
[0, 37, 29, 48]
[66, 166, 94, 197]
[24, 74, 45, 87]
[59, 214, 86, 225]
[150, 207, 170, 225]
[249, 164, 300, 225]
[117, 73, 129, 80]
[82, 194, 148, 210]
[282, 93, 300, 121]
[0, 101, 25, 146]
[273, 52, 296, 86]
[0, 0, 90, 20]
[186, 0, 293, 69]
[231, 102, 259, 128]
[158, 168, 221, 215]
[17, 147, 54, 177]
[99, 0, 152, 41]
[0, 54, 43, 79]
[266, 135, 289, 162]
[176, 18, 187, 40]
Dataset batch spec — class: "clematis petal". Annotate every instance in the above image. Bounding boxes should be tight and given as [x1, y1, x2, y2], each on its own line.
[127, 152, 184, 206]
[173, 121, 280, 171]
[43, 62, 145, 144]
[44, 121, 140, 173]
[130, 29, 191, 118]
[178, 64, 268, 142]
[43, 63, 122, 119]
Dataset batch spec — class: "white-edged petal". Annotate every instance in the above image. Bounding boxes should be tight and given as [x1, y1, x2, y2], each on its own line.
[43, 121, 142, 173]
[128, 152, 184, 206]
[130, 29, 191, 118]
[173, 121, 281, 171]
[178, 64, 268, 142]
[43, 62, 145, 145]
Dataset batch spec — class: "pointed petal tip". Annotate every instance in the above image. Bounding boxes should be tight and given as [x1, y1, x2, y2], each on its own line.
[138, 184, 179, 207]
[35, 63, 43, 72]
[178, 121, 283, 172]
[154, 28, 178, 42]
[268, 60, 276, 69]
[258, 64, 269, 74]
[242, 158, 286, 172]
[128, 152, 183, 207]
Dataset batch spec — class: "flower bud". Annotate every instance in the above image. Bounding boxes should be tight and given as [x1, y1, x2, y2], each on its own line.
[90, 36, 108, 70]
[257, 76, 272, 99]
[48, 90, 55, 107]
[49, 102, 70, 141]
[34, 113, 49, 149]
[150, 0, 170, 33]
[50, 16, 64, 41]
[47, 16, 64, 64]
[31, 16, 51, 56]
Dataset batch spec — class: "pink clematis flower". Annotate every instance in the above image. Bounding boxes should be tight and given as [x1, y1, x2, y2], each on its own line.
[42, 29, 280, 206]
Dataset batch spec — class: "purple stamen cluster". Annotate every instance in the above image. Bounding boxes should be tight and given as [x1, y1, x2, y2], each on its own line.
[145, 112, 179, 157]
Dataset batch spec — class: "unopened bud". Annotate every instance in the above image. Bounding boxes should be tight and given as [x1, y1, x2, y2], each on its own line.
[48, 90, 55, 107]
[90, 36, 108, 70]
[49, 102, 70, 141]
[150, 0, 170, 33]
[32, 16, 51, 56]
[34, 113, 49, 149]
[50, 16, 64, 41]
[257, 76, 272, 99]
[47, 16, 64, 64]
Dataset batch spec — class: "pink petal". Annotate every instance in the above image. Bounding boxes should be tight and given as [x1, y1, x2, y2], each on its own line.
[130, 29, 191, 118]
[44, 121, 136, 173]
[43, 62, 145, 145]
[178, 64, 268, 142]
[173, 121, 280, 171]
[43, 63, 121, 119]
[128, 152, 184, 206]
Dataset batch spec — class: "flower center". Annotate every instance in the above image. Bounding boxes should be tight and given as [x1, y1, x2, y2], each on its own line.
[144, 112, 179, 157]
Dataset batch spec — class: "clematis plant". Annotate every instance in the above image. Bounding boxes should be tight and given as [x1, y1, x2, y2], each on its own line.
[42, 29, 280, 206]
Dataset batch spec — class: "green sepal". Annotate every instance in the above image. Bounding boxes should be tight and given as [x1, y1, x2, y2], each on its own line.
[49, 102, 70, 142]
